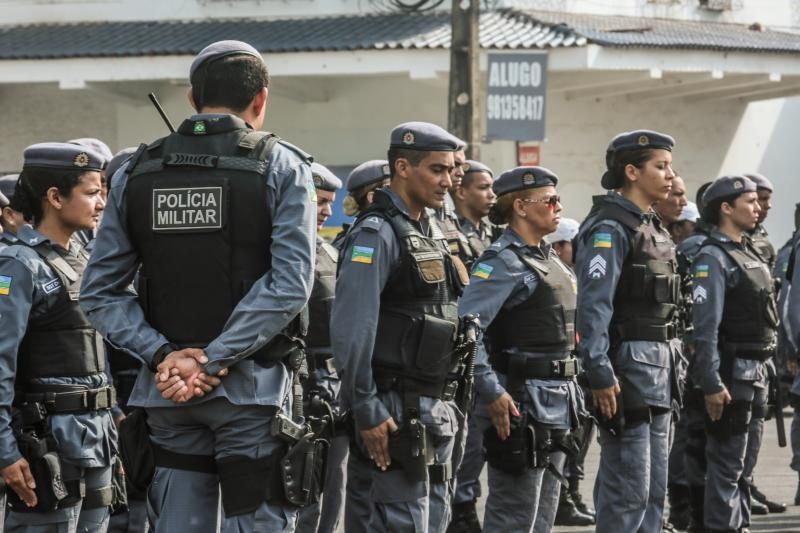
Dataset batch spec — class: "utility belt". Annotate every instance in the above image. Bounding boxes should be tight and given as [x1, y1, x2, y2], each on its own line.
[483, 410, 575, 484]
[612, 321, 678, 343]
[373, 373, 460, 402]
[18, 385, 116, 422]
[594, 393, 670, 436]
[719, 340, 777, 362]
[490, 353, 579, 380]
[118, 408, 328, 514]
[705, 399, 752, 440]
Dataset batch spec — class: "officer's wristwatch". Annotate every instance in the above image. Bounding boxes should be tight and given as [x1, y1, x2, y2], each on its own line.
[149, 343, 179, 373]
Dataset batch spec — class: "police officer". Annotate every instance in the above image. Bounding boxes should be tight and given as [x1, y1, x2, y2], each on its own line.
[744, 173, 776, 270]
[0, 175, 24, 250]
[671, 201, 699, 245]
[68, 139, 113, 249]
[451, 160, 498, 266]
[691, 175, 777, 533]
[545, 217, 579, 268]
[332, 121, 467, 533]
[333, 160, 391, 250]
[575, 130, 680, 532]
[458, 166, 582, 532]
[296, 162, 347, 533]
[0, 142, 116, 532]
[80, 40, 317, 532]
[434, 146, 475, 267]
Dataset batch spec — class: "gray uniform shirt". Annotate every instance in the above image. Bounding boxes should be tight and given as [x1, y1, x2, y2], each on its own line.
[80, 115, 316, 409]
[691, 230, 768, 395]
[789, 231, 800, 349]
[458, 228, 581, 429]
[0, 226, 115, 468]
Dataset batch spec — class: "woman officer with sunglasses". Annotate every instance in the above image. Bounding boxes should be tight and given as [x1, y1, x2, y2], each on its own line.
[458, 166, 584, 532]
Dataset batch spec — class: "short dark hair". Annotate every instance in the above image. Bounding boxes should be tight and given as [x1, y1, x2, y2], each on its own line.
[461, 170, 491, 189]
[190, 55, 269, 112]
[12, 168, 87, 225]
[605, 148, 656, 188]
[387, 148, 428, 178]
[703, 193, 740, 226]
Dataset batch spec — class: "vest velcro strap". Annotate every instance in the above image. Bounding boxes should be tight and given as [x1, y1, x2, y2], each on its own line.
[491, 355, 579, 380]
[613, 322, 677, 342]
[82, 485, 114, 509]
[131, 155, 268, 176]
[720, 341, 776, 362]
[23, 386, 116, 414]
[428, 462, 453, 484]
[373, 374, 459, 402]
[152, 444, 218, 474]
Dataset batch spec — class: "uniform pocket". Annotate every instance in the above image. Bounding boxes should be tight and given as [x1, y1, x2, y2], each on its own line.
[619, 344, 670, 404]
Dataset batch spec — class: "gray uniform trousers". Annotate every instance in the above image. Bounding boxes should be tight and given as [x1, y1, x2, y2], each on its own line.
[594, 411, 671, 533]
[343, 451, 372, 533]
[108, 500, 148, 533]
[791, 372, 800, 473]
[451, 393, 486, 505]
[476, 401, 567, 533]
[684, 397, 708, 487]
[145, 398, 298, 533]
[5, 464, 112, 533]
[668, 411, 689, 487]
[703, 381, 767, 531]
[296, 434, 348, 533]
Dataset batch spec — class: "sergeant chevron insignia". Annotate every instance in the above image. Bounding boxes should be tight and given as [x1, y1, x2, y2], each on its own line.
[588, 254, 607, 279]
[693, 285, 708, 304]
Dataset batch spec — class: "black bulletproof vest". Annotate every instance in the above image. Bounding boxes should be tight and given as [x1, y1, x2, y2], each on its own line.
[126, 117, 277, 347]
[588, 196, 679, 344]
[750, 225, 776, 271]
[365, 191, 464, 385]
[306, 240, 338, 350]
[19, 243, 104, 379]
[706, 238, 778, 348]
[459, 218, 496, 269]
[489, 248, 577, 355]
[438, 208, 475, 266]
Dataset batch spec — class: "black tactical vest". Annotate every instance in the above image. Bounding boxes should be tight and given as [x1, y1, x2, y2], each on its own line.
[750, 225, 776, 271]
[459, 217, 496, 268]
[489, 248, 577, 354]
[705, 238, 778, 355]
[126, 116, 281, 347]
[438, 208, 475, 267]
[18, 243, 104, 379]
[306, 240, 338, 351]
[588, 196, 680, 344]
[362, 191, 466, 386]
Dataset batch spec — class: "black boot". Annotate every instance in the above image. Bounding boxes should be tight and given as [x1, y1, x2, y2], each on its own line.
[568, 477, 596, 519]
[687, 485, 705, 533]
[751, 484, 787, 513]
[554, 483, 595, 526]
[667, 484, 691, 530]
[446, 500, 481, 533]
[795, 473, 800, 506]
[749, 495, 769, 515]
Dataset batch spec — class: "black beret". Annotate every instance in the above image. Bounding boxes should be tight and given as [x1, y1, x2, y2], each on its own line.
[190, 40, 262, 78]
[463, 160, 493, 178]
[744, 173, 774, 192]
[390, 122, 462, 152]
[310, 163, 342, 192]
[0, 174, 19, 201]
[68, 138, 113, 162]
[23, 142, 107, 172]
[0, 191, 8, 209]
[346, 160, 390, 192]
[602, 129, 675, 189]
[702, 175, 756, 206]
[106, 147, 138, 183]
[493, 166, 558, 197]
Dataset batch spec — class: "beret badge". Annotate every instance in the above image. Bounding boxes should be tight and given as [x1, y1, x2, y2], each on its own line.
[402, 131, 415, 145]
[73, 153, 90, 168]
[733, 179, 743, 189]
[522, 172, 536, 185]
[313, 175, 323, 188]
[463, 163, 471, 172]
[382, 164, 391, 175]
[638, 135, 649, 146]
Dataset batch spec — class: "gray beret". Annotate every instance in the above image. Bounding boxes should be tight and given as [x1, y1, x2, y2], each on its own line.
[68, 138, 113, 162]
[390, 122, 462, 152]
[493, 166, 559, 197]
[464, 160, 493, 178]
[0, 191, 8, 209]
[106, 147, 138, 184]
[23, 142, 107, 172]
[0, 174, 19, 201]
[702, 175, 756, 206]
[190, 40, 262, 78]
[602, 129, 675, 189]
[744, 173, 774, 192]
[310, 163, 342, 192]
[346, 160, 391, 192]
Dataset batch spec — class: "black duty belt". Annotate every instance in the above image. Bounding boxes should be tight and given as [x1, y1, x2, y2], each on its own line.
[720, 341, 776, 362]
[153, 444, 218, 475]
[491, 356, 579, 380]
[428, 462, 453, 484]
[21, 385, 116, 417]
[373, 374, 459, 402]
[612, 322, 677, 343]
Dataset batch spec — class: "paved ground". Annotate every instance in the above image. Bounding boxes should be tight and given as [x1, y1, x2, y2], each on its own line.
[475, 409, 800, 532]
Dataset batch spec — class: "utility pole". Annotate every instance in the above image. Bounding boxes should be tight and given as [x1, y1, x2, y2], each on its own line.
[448, 0, 481, 160]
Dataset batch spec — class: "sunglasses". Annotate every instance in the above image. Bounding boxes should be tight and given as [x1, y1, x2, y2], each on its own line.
[520, 195, 561, 208]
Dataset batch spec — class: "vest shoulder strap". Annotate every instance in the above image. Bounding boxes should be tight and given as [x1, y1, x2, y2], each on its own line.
[591, 202, 641, 233]
[787, 233, 797, 282]
[507, 246, 549, 276]
[319, 241, 339, 263]
[28, 242, 78, 285]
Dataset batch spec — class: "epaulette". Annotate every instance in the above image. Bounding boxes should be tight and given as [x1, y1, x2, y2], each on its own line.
[359, 214, 386, 233]
[277, 139, 313, 164]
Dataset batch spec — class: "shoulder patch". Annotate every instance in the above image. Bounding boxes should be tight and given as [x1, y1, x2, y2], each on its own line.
[472, 262, 494, 280]
[360, 215, 385, 233]
[592, 232, 613, 248]
[0, 275, 11, 296]
[693, 285, 708, 304]
[351, 245, 374, 265]
[587, 254, 607, 279]
[306, 178, 317, 203]
[694, 264, 709, 278]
